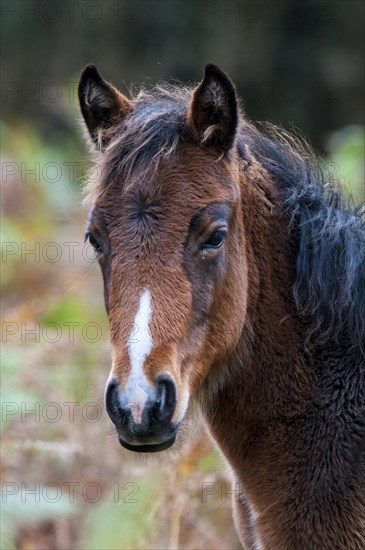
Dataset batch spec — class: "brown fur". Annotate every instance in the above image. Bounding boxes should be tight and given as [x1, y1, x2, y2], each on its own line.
[78, 64, 365, 549]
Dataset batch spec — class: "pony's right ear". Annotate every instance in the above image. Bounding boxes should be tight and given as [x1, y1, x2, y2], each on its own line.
[78, 64, 132, 150]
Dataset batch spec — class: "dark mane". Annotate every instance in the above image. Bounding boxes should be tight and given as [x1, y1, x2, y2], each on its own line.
[101, 85, 192, 188]
[240, 126, 365, 352]
[88, 84, 365, 352]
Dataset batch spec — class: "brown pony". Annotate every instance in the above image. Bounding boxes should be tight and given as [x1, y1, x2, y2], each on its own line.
[78, 63, 365, 549]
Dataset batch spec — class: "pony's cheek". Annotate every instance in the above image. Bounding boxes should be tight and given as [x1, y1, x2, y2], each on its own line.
[208, 287, 248, 358]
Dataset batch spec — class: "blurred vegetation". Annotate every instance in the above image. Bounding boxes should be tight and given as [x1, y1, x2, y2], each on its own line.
[1, 1, 364, 549]
[2, 0, 364, 151]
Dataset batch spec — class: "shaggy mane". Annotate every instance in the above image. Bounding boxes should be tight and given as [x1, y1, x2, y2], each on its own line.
[240, 125, 365, 352]
[84, 84, 193, 202]
[84, 83, 365, 352]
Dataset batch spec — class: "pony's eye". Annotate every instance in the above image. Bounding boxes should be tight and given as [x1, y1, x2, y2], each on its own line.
[87, 232, 103, 255]
[202, 229, 226, 250]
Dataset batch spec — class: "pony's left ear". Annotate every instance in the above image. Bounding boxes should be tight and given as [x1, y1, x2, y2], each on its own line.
[78, 64, 132, 150]
[188, 63, 238, 153]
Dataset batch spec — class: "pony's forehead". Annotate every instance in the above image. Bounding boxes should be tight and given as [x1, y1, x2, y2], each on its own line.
[98, 147, 238, 209]
[96, 152, 239, 214]
[84, 87, 240, 205]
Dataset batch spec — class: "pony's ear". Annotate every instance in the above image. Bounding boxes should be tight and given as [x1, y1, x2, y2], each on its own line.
[78, 64, 132, 150]
[188, 63, 238, 153]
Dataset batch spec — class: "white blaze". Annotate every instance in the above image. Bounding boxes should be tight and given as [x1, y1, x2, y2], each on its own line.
[126, 289, 153, 423]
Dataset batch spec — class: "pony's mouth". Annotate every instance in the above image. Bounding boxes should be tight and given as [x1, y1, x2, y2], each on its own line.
[118, 435, 176, 453]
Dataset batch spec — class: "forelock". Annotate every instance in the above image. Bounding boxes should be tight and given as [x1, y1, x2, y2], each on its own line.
[83, 85, 193, 203]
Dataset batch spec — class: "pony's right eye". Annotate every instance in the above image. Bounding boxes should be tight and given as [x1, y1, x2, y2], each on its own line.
[87, 232, 103, 255]
[201, 228, 227, 251]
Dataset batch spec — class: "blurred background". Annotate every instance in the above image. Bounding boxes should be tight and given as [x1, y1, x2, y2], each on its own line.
[1, 1, 364, 549]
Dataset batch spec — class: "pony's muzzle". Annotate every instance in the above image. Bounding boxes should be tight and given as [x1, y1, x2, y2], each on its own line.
[105, 374, 178, 452]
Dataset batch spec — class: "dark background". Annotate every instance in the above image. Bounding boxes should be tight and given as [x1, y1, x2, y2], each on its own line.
[2, 0, 364, 150]
[1, 2, 364, 549]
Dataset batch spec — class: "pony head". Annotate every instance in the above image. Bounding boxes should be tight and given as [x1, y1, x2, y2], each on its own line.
[78, 64, 249, 451]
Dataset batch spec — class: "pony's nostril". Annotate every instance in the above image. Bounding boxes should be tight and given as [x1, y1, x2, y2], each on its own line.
[105, 378, 127, 423]
[153, 396, 163, 410]
[155, 374, 177, 422]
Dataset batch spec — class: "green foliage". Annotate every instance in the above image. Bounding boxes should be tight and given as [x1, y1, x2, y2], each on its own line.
[1, 347, 43, 427]
[327, 125, 365, 202]
[80, 479, 161, 550]
[42, 296, 102, 327]
[198, 449, 221, 473]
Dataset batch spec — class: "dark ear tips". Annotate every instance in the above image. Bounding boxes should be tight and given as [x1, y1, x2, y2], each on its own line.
[78, 64, 132, 150]
[204, 62, 227, 80]
[79, 64, 106, 88]
[80, 63, 99, 78]
[204, 63, 220, 76]
[79, 65, 100, 98]
[189, 63, 238, 153]
[78, 64, 111, 109]
[204, 63, 237, 99]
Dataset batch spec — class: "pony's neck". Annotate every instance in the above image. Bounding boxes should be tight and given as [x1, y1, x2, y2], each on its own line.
[204, 164, 314, 467]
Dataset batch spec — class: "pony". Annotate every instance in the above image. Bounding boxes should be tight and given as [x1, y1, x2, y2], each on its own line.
[78, 62, 365, 549]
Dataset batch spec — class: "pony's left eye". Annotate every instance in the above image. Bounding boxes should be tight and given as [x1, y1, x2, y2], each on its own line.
[202, 229, 226, 250]
[86, 232, 103, 255]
